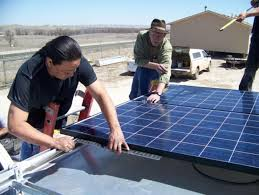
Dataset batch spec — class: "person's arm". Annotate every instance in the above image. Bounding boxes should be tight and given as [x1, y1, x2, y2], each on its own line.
[134, 32, 167, 74]
[147, 41, 172, 103]
[8, 103, 75, 152]
[87, 80, 129, 154]
[237, 7, 259, 22]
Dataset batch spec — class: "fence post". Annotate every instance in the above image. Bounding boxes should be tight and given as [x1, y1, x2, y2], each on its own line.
[2, 60, 7, 86]
[119, 41, 121, 55]
[100, 42, 103, 58]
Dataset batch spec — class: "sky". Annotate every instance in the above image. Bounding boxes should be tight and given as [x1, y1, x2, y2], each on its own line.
[0, 0, 255, 26]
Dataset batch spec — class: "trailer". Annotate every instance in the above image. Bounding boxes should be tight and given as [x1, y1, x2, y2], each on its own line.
[225, 55, 247, 68]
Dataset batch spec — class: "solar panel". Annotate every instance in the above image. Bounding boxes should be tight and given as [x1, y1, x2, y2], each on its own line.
[136, 85, 259, 114]
[61, 85, 259, 175]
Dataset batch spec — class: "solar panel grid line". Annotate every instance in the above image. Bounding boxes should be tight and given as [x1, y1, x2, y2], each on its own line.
[125, 105, 174, 142]
[198, 112, 232, 156]
[231, 91, 255, 114]
[241, 133, 259, 142]
[170, 109, 214, 152]
[63, 99, 135, 128]
[64, 101, 154, 138]
[144, 107, 198, 148]
[190, 131, 235, 143]
[191, 89, 221, 110]
[119, 103, 172, 137]
[229, 94, 259, 162]
[234, 150, 259, 159]
[170, 88, 201, 106]
[197, 89, 235, 112]
[226, 90, 245, 113]
[116, 104, 158, 135]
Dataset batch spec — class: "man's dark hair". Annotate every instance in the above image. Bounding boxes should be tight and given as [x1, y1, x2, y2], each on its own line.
[35, 36, 82, 65]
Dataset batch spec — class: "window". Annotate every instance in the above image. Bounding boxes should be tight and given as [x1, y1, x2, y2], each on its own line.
[202, 51, 208, 57]
[192, 52, 201, 59]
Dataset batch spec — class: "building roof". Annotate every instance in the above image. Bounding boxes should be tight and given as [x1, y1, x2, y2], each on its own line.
[168, 10, 252, 30]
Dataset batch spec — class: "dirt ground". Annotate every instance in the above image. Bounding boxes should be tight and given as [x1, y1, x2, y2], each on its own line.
[172, 59, 259, 90]
[1, 59, 259, 120]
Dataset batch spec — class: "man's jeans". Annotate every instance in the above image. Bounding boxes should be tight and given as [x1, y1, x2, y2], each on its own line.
[129, 67, 159, 100]
[20, 142, 40, 160]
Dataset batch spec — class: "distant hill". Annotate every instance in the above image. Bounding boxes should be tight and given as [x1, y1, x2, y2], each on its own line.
[0, 24, 148, 36]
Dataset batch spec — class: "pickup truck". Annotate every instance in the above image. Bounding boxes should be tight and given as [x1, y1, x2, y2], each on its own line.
[171, 48, 211, 79]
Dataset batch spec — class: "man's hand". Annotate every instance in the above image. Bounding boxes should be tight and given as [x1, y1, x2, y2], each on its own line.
[155, 64, 167, 74]
[54, 136, 75, 152]
[147, 93, 161, 103]
[0, 127, 8, 137]
[236, 12, 247, 22]
[108, 129, 129, 154]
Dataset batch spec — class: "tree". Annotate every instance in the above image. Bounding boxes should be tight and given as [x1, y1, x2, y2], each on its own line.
[4, 30, 15, 47]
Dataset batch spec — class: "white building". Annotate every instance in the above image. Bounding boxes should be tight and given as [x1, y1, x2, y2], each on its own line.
[168, 10, 252, 55]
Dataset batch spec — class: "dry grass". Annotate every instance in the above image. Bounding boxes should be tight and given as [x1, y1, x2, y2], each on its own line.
[0, 33, 137, 52]
[0, 33, 136, 88]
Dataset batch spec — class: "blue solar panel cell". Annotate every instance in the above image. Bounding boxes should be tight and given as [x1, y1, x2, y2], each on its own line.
[224, 118, 247, 126]
[148, 121, 172, 130]
[231, 152, 259, 167]
[183, 135, 210, 145]
[148, 139, 178, 151]
[62, 85, 259, 175]
[121, 124, 143, 133]
[215, 131, 240, 141]
[243, 126, 259, 135]
[208, 138, 237, 150]
[127, 134, 154, 145]
[240, 134, 259, 144]
[174, 143, 204, 156]
[159, 131, 186, 141]
[220, 124, 244, 133]
[236, 142, 259, 154]
[81, 118, 105, 126]
[191, 127, 216, 137]
[198, 120, 222, 129]
[138, 127, 164, 137]
[200, 147, 232, 161]
[168, 124, 194, 133]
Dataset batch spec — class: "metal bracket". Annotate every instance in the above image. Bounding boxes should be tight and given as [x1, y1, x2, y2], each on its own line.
[76, 138, 162, 160]
[12, 181, 61, 195]
[124, 150, 162, 161]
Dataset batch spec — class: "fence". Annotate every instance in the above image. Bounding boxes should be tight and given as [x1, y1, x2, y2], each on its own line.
[0, 40, 135, 88]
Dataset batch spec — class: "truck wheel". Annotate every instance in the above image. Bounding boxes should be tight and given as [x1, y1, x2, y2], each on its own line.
[206, 61, 211, 72]
[193, 67, 199, 80]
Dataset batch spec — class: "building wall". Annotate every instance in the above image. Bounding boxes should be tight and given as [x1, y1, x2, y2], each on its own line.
[170, 12, 251, 54]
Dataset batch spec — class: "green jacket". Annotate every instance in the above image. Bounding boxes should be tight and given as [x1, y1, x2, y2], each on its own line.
[134, 30, 172, 84]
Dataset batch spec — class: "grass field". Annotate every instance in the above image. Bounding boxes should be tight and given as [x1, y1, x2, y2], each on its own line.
[0, 33, 138, 52]
[0, 33, 137, 88]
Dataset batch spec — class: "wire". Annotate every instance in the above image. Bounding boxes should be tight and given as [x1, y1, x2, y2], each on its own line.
[192, 163, 259, 185]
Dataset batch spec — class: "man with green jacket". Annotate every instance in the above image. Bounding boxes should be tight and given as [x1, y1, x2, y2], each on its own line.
[129, 18, 172, 103]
